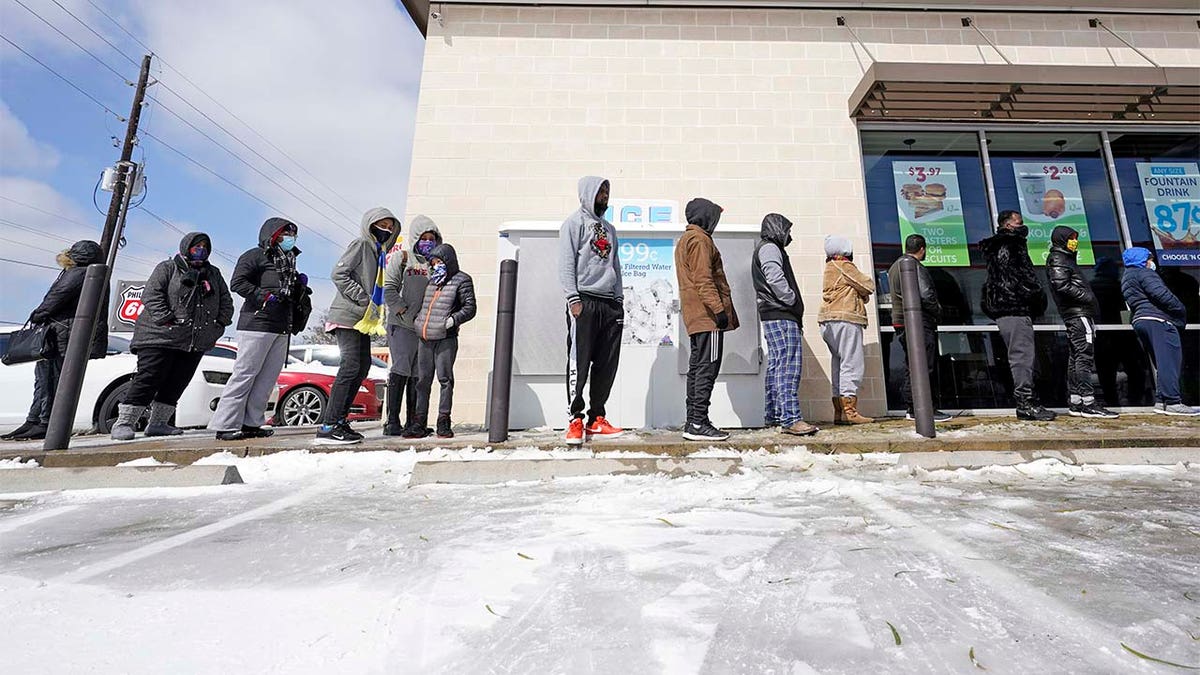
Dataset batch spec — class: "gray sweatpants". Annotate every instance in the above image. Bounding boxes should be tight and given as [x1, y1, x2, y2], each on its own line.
[996, 315, 1036, 406]
[415, 336, 458, 418]
[207, 330, 289, 431]
[820, 320, 865, 397]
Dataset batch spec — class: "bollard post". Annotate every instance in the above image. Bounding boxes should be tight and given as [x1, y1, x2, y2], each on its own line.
[43, 264, 109, 450]
[488, 259, 518, 443]
[897, 256, 936, 439]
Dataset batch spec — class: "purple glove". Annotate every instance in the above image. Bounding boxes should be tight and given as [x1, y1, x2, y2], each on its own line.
[264, 292, 280, 305]
[297, 273, 309, 287]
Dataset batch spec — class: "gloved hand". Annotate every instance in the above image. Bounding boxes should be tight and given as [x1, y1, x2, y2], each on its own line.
[714, 311, 729, 330]
[445, 317, 456, 329]
[296, 273, 309, 288]
[264, 292, 280, 305]
[29, 310, 46, 324]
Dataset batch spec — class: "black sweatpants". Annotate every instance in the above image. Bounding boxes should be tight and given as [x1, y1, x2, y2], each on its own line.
[415, 336, 458, 419]
[125, 348, 205, 407]
[566, 295, 623, 422]
[686, 330, 724, 426]
[324, 328, 372, 425]
[1064, 316, 1097, 403]
[897, 324, 937, 413]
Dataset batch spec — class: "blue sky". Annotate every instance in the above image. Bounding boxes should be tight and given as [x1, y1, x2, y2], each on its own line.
[0, 0, 426, 326]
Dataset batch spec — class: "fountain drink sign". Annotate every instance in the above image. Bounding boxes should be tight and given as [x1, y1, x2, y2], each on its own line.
[1136, 162, 1200, 266]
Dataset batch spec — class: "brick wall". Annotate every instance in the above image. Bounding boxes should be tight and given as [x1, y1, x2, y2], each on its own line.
[406, 5, 1200, 424]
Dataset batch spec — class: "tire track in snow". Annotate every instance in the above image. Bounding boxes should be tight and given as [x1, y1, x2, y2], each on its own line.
[0, 505, 79, 535]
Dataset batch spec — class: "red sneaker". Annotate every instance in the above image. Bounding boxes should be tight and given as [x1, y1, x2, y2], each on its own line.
[586, 417, 624, 438]
[565, 418, 585, 446]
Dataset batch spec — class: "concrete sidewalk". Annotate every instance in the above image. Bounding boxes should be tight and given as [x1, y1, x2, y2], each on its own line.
[0, 413, 1196, 468]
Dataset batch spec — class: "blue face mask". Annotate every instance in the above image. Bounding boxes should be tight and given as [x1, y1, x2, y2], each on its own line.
[430, 261, 448, 286]
[278, 235, 297, 252]
[416, 239, 436, 257]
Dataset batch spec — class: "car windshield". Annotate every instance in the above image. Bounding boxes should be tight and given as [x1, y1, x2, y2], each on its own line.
[107, 334, 131, 354]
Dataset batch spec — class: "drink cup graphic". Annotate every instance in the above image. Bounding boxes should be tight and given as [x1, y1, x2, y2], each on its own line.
[1019, 174, 1045, 214]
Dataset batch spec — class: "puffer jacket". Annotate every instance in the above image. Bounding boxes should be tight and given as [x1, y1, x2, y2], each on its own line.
[1121, 248, 1186, 329]
[980, 225, 1048, 320]
[131, 232, 234, 353]
[231, 217, 310, 334]
[752, 213, 804, 324]
[414, 243, 477, 341]
[29, 240, 109, 359]
[676, 199, 739, 335]
[383, 214, 442, 330]
[326, 207, 401, 328]
[1046, 225, 1099, 320]
[818, 259, 874, 326]
[887, 254, 941, 327]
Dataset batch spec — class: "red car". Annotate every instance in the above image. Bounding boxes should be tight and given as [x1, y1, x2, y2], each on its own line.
[210, 343, 383, 427]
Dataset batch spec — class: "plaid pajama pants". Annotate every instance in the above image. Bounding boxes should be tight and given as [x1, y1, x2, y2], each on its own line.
[763, 319, 804, 427]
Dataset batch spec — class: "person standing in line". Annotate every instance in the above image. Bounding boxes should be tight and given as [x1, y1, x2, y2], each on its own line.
[752, 213, 818, 437]
[981, 210, 1055, 421]
[558, 176, 625, 445]
[1046, 226, 1118, 419]
[2, 240, 109, 441]
[112, 232, 233, 441]
[887, 234, 952, 422]
[316, 207, 400, 445]
[382, 215, 442, 437]
[817, 235, 875, 425]
[411, 243, 476, 438]
[209, 218, 313, 441]
[676, 197, 739, 441]
[1120, 247, 1198, 416]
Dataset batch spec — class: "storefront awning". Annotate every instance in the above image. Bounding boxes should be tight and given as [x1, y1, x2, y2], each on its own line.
[849, 63, 1200, 123]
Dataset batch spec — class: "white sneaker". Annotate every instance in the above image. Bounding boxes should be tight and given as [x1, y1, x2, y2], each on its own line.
[1157, 403, 1200, 416]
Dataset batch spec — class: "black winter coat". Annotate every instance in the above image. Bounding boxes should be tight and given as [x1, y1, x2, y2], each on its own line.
[980, 226, 1048, 320]
[887, 254, 941, 327]
[131, 232, 234, 353]
[231, 218, 312, 335]
[29, 240, 108, 359]
[1046, 226, 1099, 320]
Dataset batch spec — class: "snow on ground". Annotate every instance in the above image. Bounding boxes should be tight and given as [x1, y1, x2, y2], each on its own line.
[1, 448, 1198, 674]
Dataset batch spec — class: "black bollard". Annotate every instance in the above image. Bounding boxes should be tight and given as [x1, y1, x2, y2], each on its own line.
[43, 264, 109, 450]
[488, 259, 518, 443]
[897, 256, 936, 439]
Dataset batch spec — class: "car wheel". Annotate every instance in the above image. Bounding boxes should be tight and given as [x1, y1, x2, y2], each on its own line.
[278, 386, 326, 427]
[96, 381, 149, 434]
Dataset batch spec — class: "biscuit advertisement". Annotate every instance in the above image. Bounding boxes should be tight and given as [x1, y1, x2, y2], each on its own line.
[1134, 162, 1200, 266]
[1012, 162, 1095, 266]
[891, 161, 969, 267]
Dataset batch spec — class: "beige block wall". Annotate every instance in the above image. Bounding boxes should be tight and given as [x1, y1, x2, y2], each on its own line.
[406, 5, 1200, 425]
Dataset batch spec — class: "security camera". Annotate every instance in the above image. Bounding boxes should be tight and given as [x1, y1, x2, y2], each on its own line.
[430, 11, 442, 21]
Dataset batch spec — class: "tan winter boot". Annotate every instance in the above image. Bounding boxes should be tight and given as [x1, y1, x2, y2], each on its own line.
[831, 397, 847, 425]
[842, 396, 874, 425]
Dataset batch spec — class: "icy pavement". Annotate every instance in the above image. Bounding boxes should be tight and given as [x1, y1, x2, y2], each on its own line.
[1, 449, 1198, 674]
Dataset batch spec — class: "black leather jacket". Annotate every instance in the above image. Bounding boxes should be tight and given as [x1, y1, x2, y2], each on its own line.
[1047, 227, 1099, 320]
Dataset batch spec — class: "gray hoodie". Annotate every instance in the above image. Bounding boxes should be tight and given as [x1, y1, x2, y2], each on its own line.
[325, 207, 401, 328]
[558, 176, 623, 306]
[383, 214, 443, 330]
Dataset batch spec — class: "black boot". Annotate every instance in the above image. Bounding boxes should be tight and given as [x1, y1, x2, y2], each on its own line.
[12, 422, 47, 440]
[383, 373, 406, 436]
[402, 377, 418, 435]
[404, 415, 431, 439]
[436, 415, 454, 439]
[2, 421, 36, 441]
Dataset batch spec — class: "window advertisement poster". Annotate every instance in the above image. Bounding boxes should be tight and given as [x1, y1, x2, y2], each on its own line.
[1012, 161, 1095, 265]
[1135, 162, 1200, 266]
[618, 238, 678, 346]
[891, 161, 969, 266]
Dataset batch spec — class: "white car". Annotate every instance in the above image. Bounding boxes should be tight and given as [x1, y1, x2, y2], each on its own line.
[0, 327, 276, 434]
[287, 343, 391, 381]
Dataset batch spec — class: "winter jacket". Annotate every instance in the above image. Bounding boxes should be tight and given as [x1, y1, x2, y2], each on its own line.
[1121, 248, 1186, 329]
[131, 232, 233, 353]
[29, 240, 109, 359]
[980, 226, 1048, 320]
[887, 254, 942, 327]
[676, 199, 739, 335]
[1046, 225, 1099, 320]
[326, 207, 401, 328]
[383, 214, 442, 330]
[818, 259, 874, 326]
[752, 213, 804, 325]
[558, 176, 623, 306]
[415, 243, 476, 341]
[231, 217, 311, 334]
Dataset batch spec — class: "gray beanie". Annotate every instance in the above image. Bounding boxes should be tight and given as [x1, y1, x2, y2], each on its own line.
[824, 235, 853, 258]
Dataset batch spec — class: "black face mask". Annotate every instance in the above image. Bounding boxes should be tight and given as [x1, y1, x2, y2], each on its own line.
[371, 226, 391, 243]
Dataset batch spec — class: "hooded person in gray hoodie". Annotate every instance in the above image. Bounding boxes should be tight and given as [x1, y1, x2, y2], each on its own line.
[381, 214, 442, 436]
[316, 207, 400, 445]
[558, 176, 625, 445]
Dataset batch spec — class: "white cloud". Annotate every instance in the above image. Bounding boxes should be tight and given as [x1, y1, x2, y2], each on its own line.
[0, 100, 61, 172]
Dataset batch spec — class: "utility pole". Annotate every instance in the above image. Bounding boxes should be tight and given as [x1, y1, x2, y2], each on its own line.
[45, 54, 153, 451]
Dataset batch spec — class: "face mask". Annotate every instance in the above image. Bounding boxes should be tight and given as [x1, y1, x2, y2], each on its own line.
[430, 261, 448, 285]
[1147, 260, 1157, 271]
[416, 239, 436, 257]
[278, 236, 297, 252]
[187, 244, 209, 266]
[1066, 238, 1079, 253]
[371, 225, 392, 243]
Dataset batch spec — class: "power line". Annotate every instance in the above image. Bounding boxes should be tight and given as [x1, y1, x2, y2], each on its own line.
[0, 195, 185, 262]
[0, 33, 123, 119]
[137, 206, 238, 265]
[46, 0, 139, 68]
[8, 0, 131, 83]
[0, 256, 58, 271]
[0, 218, 161, 268]
[83, 0, 365, 217]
